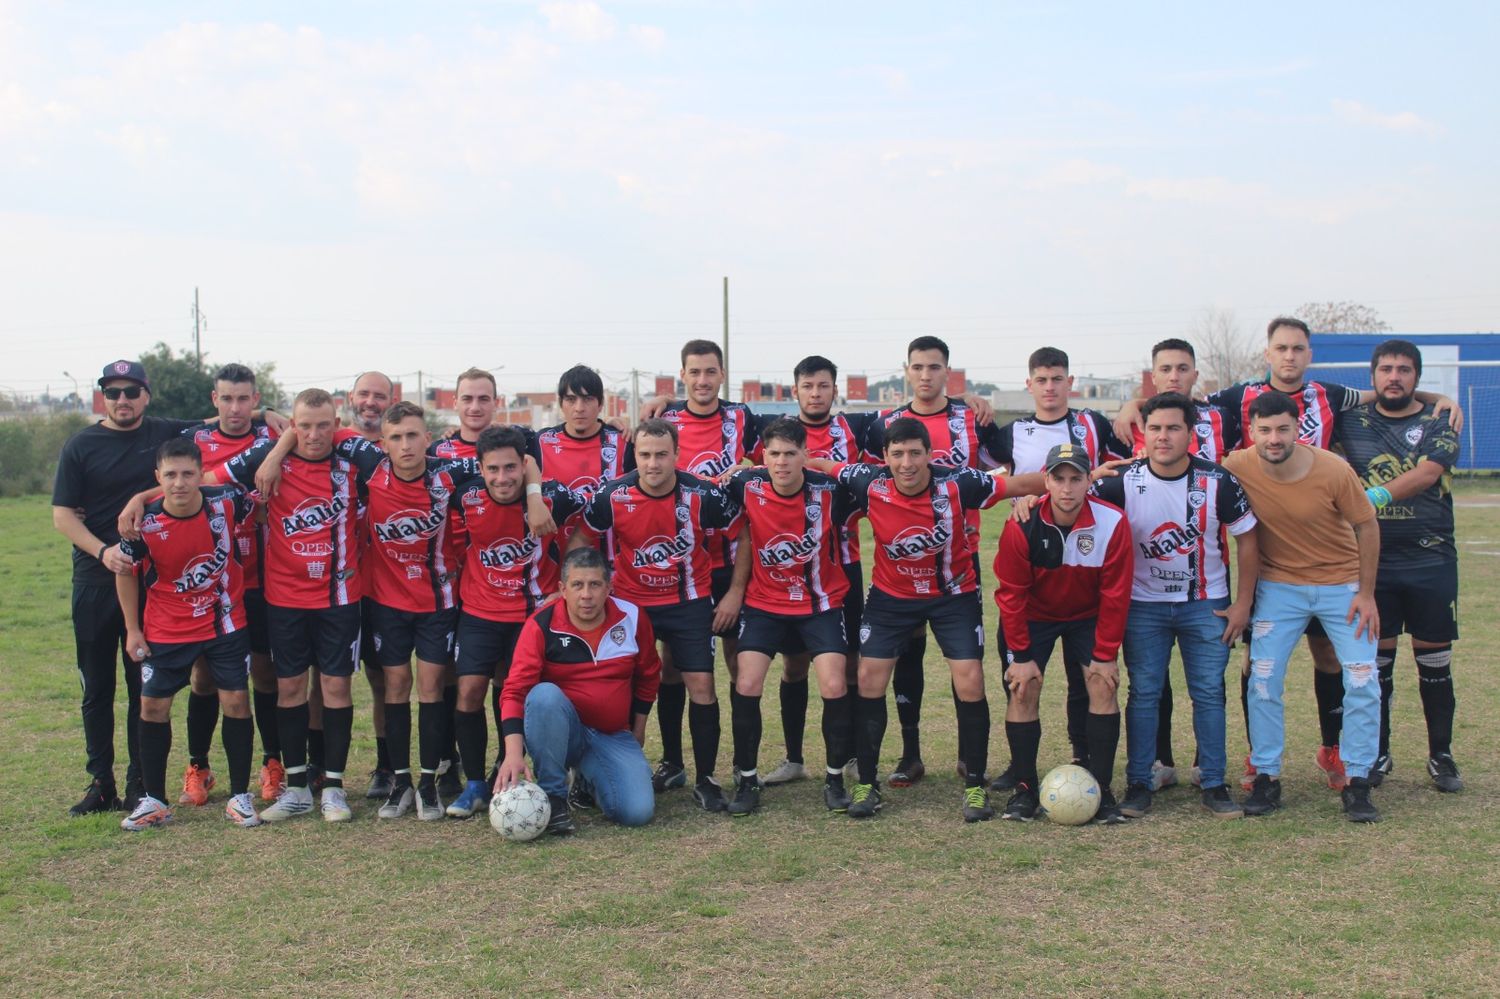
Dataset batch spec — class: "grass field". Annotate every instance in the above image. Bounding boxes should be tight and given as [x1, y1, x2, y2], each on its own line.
[2, 491, 1497, 998]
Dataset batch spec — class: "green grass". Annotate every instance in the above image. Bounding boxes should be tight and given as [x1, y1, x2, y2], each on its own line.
[2, 490, 1498, 998]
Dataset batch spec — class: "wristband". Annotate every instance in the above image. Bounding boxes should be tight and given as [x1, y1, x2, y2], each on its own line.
[1365, 485, 1392, 509]
[525, 482, 543, 497]
[98, 543, 109, 561]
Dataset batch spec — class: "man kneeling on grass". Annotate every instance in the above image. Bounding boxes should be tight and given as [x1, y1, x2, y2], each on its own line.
[494, 547, 661, 834]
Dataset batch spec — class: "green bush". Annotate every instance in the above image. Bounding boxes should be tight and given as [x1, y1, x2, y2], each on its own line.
[0, 413, 90, 498]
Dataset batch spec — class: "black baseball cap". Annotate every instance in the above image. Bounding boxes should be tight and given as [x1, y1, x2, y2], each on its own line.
[1044, 443, 1090, 475]
[98, 359, 149, 389]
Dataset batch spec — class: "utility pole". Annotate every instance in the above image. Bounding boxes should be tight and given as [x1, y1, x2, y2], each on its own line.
[416, 370, 424, 406]
[722, 276, 730, 401]
[191, 287, 205, 365]
[630, 368, 641, 422]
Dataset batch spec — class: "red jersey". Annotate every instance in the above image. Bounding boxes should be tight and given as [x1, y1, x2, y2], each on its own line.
[724, 468, 852, 615]
[120, 485, 253, 644]
[358, 453, 477, 613]
[429, 425, 540, 462]
[449, 480, 586, 622]
[501, 596, 661, 738]
[1129, 401, 1231, 463]
[579, 470, 740, 606]
[994, 495, 1133, 663]
[750, 412, 875, 564]
[1209, 379, 1361, 451]
[536, 422, 634, 550]
[187, 422, 276, 589]
[836, 463, 1005, 599]
[661, 401, 760, 569]
[864, 400, 1004, 471]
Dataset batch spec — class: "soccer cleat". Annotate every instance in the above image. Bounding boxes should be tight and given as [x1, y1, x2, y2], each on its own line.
[762, 759, 809, 786]
[545, 794, 576, 836]
[259, 758, 286, 802]
[846, 782, 883, 818]
[320, 786, 353, 823]
[437, 759, 463, 798]
[1427, 754, 1463, 793]
[446, 780, 491, 818]
[989, 764, 1019, 793]
[569, 772, 596, 810]
[1119, 782, 1153, 818]
[1239, 755, 1257, 792]
[69, 779, 122, 817]
[823, 774, 852, 812]
[1241, 774, 1282, 817]
[259, 785, 314, 822]
[1149, 760, 1177, 792]
[651, 760, 687, 794]
[1200, 785, 1243, 819]
[377, 782, 415, 819]
[224, 792, 264, 828]
[1093, 787, 1127, 825]
[178, 763, 216, 806]
[364, 768, 394, 800]
[1340, 777, 1381, 823]
[888, 756, 926, 788]
[416, 778, 444, 821]
[693, 776, 728, 813]
[727, 775, 762, 816]
[123, 775, 145, 812]
[1001, 785, 1041, 822]
[1315, 745, 1348, 790]
[1369, 753, 1393, 788]
[962, 785, 994, 823]
[120, 795, 173, 831]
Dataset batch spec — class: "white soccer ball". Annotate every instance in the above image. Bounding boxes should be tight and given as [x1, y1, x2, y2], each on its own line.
[489, 780, 552, 842]
[1039, 764, 1101, 826]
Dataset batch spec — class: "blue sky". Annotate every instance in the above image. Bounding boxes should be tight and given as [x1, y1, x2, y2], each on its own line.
[2, 2, 1496, 400]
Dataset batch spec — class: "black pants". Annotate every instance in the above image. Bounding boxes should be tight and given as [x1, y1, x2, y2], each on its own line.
[71, 583, 141, 785]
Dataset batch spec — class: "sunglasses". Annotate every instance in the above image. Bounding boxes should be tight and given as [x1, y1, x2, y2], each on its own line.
[102, 386, 144, 400]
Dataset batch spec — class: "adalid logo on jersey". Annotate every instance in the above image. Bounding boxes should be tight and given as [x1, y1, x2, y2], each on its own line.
[374, 507, 445, 543]
[758, 531, 819, 567]
[687, 451, 735, 478]
[280, 495, 349, 536]
[1139, 521, 1202, 561]
[632, 532, 693, 568]
[480, 536, 539, 569]
[882, 524, 952, 561]
[173, 548, 230, 593]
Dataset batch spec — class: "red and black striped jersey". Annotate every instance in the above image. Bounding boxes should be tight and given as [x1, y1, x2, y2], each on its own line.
[660, 401, 760, 570]
[428, 425, 540, 463]
[579, 470, 740, 606]
[1209, 379, 1361, 451]
[536, 423, 635, 551]
[993, 409, 1130, 474]
[448, 480, 586, 622]
[751, 412, 875, 564]
[724, 468, 852, 615]
[1129, 401, 1232, 463]
[358, 453, 478, 614]
[863, 400, 1004, 471]
[121, 485, 253, 644]
[185, 421, 277, 590]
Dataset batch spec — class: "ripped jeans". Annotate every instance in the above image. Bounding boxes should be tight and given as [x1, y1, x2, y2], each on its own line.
[1247, 580, 1378, 779]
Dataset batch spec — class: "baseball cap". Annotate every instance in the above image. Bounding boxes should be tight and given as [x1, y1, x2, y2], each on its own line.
[98, 359, 149, 389]
[1044, 443, 1090, 475]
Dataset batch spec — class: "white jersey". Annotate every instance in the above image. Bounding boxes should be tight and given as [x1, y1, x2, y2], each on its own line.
[993, 408, 1129, 474]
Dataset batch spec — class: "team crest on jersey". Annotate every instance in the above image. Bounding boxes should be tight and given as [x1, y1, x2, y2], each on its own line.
[1076, 531, 1095, 555]
[1187, 489, 1207, 510]
[610, 624, 627, 645]
[330, 468, 348, 488]
[932, 493, 950, 512]
[1405, 425, 1423, 447]
[209, 514, 227, 535]
[601, 445, 617, 464]
[675, 505, 692, 523]
[1196, 423, 1212, 439]
[463, 490, 486, 508]
[141, 514, 164, 534]
[1071, 423, 1088, 442]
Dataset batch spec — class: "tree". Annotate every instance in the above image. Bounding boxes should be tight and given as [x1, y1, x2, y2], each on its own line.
[135, 343, 288, 419]
[1188, 307, 1263, 390]
[1295, 301, 1391, 334]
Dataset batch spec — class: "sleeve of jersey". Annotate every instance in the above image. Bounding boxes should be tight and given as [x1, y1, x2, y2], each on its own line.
[631, 610, 662, 717]
[1421, 421, 1461, 469]
[1092, 520, 1134, 662]
[833, 463, 872, 511]
[119, 536, 149, 566]
[220, 438, 272, 488]
[993, 523, 1036, 661]
[335, 436, 386, 480]
[739, 408, 762, 455]
[1218, 475, 1258, 535]
[621, 439, 637, 473]
[499, 618, 547, 738]
[1335, 384, 1363, 412]
[975, 421, 1006, 470]
[1090, 474, 1126, 507]
[704, 485, 741, 530]
[1206, 383, 1243, 412]
[545, 482, 588, 529]
[861, 419, 886, 462]
[1098, 418, 1132, 461]
[580, 488, 614, 535]
[958, 468, 1006, 510]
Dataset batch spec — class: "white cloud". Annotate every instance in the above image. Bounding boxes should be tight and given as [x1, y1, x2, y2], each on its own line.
[1027, 158, 1125, 191]
[538, 2, 615, 43]
[1331, 98, 1442, 136]
[627, 24, 665, 52]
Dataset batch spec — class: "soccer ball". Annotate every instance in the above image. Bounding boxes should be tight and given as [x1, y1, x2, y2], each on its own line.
[489, 781, 552, 841]
[1039, 764, 1100, 826]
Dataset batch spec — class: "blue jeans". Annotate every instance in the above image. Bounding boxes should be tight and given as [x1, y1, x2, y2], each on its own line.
[1248, 581, 1379, 779]
[1123, 597, 1231, 789]
[523, 683, 654, 827]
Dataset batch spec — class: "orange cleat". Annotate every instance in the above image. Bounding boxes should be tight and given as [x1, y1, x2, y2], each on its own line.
[259, 758, 286, 803]
[1315, 745, 1348, 790]
[179, 762, 216, 806]
[1239, 755, 1257, 792]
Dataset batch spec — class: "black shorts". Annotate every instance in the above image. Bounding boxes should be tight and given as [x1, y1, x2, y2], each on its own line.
[738, 605, 847, 658]
[141, 630, 251, 699]
[710, 566, 737, 638]
[1003, 618, 1094, 676]
[645, 598, 715, 672]
[367, 601, 458, 668]
[244, 587, 270, 656]
[268, 603, 363, 679]
[859, 587, 984, 661]
[841, 562, 864, 658]
[360, 597, 379, 667]
[455, 612, 525, 681]
[1376, 560, 1459, 642]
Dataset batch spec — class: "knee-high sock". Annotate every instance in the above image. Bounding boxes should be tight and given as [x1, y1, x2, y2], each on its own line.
[279, 703, 310, 787]
[384, 701, 412, 776]
[1314, 669, 1344, 748]
[491, 687, 504, 762]
[955, 698, 990, 789]
[1064, 660, 1089, 762]
[1005, 719, 1042, 789]
[307, 727, 325, 772]
[779, 679, 808, 765]
[821, 694, 854, 772]
[1376, 651, 1396, 756]
[657, 682, 687, 768]
[221, 715, 253, 796]
[686, 700, 720, 779]
[442, 683, 459, 763]
[855, 695, 887, 786]
[731, 692, 762, 775]
[1156, 679, 1176, 767]
[1086, 711, 1121, 793]
[321, 705, 353, 788]
[139, 719, 171, 803]
[418, 701, 443, 774]
[374, 737, 392, 772]
[252, 689, 280, 762]
[185, 691, 219, 768]
[1415, 645, 1456, 757]
[455, 709, 488, 784]
[893, 632, 926, 760]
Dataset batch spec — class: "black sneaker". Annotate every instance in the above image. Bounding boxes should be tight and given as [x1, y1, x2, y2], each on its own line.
[1369, 753, 1394, 788]
[1427, 753, 1463, 793]
[823, 774, 852, 812]
[1093, 787, 1127, 825]
[1001, 784, 1040, 821]
[1242, 773, 1282, 816]
[846, 782, 882, 818]
[1201, 784, 1244, 819]
[692, 776, 728, 813]
[123, 774, 145, 812]
[1341, 777, 1380, 823]
[437, 761, 463, 798]
[962, 785, 994, 823]
[989, 764, 1019, 793]
[569, 772, 596, 810]
[651, 760, 687, 793]
[69, 779, 122, 817]
[545, 794, 576, 835]
[365, 767, 394, 800]
[1119, 782, 1153, 819]
[727, 775, 762, 816]
[888, 756, 925, 788]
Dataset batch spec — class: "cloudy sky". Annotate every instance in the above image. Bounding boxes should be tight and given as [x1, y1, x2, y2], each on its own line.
[2, 1, 1496, 402]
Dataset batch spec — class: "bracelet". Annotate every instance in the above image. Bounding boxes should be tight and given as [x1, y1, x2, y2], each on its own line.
[98, 543, 109, 561]
[525, 483, 542, 497]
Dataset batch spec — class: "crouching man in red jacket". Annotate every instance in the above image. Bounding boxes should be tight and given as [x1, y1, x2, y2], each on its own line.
[495, 547, 661, 834]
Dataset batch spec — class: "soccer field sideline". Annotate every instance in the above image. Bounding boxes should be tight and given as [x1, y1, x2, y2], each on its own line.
[2, 492, 1497, 998]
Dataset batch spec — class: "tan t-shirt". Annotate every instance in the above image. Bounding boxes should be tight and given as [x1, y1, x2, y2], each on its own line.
[1222, 444, 1376, 585]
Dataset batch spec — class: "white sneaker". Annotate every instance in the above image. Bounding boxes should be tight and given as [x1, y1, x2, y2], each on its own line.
[763, 759, 809, 786]
[416, 780, 444, 821]
[258, 785, 314, 822]
[1150, 760, 1178, 791]
[121, 795, 173, 831]
[377, 784, 415, 819]
[224, 792, 264, 828]
[320, 787, 353, 822]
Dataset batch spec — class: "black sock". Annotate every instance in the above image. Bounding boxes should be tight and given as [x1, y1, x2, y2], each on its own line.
[307, 727, 325, 772]
[456, 708, 488, 783]
[185, 691, 218, 768]
[1415, 645, 1456, 757]
[731, 692, 762, 775]
[375, 736, 392, 773]
[442, 684, 459, 763]
[821, 694, 854, 772]
[952, 682, 966, 770]
[1376, 651, 1396, 756]
[658, 682, 687, 768]
[418, 701, 443, 773]
[1240, 670, 1252, 747]
[955, 698, 989, 789]
[222, 715, 254, 796]
[279, 703, 310, 787]
[1064, 660, 1089, 763]
[385, 701, 412, 775]
[139, 719, 171, 803]
[252, 689, 280, 762]
[779, 679, 808, 765]
[491, 687, 504, 758]
[893, 634, 925, 760]
[1314, 669, 1344, 748]
[321, 705, 353, 788]
[855, 695, 887, 786]
[1086, 711, 1121, 792]
[1005, 719, 1042, 789]
[1156, 679, 1175, 767]
[687, 699, 720, 780]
